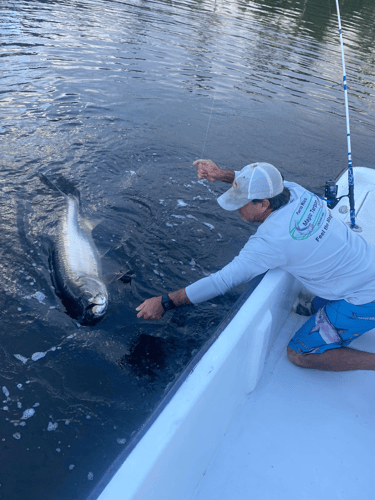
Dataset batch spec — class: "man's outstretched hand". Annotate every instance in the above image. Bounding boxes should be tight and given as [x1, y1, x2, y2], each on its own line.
[136, 289, 191, 320]
[136, 296, 164, 320]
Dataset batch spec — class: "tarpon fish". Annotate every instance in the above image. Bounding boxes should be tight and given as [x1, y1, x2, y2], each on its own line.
[51, 193, 108, 325]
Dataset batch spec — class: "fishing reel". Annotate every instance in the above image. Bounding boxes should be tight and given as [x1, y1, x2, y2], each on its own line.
[324, 180, 346, 209]
[324, 179, 362, 232]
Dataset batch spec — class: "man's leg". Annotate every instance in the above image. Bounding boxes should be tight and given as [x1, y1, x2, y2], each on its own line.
[287, 346, 375, 372]
[288, 299, 375, 372]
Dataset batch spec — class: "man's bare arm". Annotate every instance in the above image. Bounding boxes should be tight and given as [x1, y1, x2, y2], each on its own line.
[169, 288, 191, 306]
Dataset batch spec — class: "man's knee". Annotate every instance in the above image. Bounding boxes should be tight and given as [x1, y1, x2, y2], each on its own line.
[287, 346, 311, 368]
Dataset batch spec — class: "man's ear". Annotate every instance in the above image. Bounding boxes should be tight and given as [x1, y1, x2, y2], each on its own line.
[262, 199, 271, 210]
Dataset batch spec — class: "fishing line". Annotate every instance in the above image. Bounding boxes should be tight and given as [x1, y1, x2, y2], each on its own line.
[201, 86, 217, 158]
[335, 0, 357, 229]
[200, 0, 220, 158]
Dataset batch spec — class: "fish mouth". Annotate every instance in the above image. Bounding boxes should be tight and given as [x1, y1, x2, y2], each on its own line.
[78, 302, 107, 326]
[85, 296, 108, 318]
[90, 303, 107, 317]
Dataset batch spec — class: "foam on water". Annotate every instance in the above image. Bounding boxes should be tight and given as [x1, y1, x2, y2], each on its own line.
[31, 352, 47, 361]
[21, 408, 35, 420]
[13, 354, 28, 364]
[32, 291, 47, 304]
[13, 334, 77, 365]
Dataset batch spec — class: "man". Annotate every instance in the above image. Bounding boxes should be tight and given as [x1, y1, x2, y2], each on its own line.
[136, 159, 375, 372]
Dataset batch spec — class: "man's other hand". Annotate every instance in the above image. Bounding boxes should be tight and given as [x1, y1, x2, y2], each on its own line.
[193, 159, 221, 181]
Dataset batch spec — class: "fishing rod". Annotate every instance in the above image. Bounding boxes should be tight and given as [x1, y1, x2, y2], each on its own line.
[325, 0, 357, 230]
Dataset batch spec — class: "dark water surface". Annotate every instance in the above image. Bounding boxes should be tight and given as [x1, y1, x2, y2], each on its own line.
[1, 0, 375, 498]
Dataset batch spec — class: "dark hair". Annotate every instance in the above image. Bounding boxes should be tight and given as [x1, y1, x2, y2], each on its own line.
[251, 186, 291, 212]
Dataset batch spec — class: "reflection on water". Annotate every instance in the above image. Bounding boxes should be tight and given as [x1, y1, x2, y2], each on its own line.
[1, 0, 375, 498]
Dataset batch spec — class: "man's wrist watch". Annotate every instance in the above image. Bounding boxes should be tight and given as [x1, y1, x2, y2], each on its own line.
[161, 294, 176, 312]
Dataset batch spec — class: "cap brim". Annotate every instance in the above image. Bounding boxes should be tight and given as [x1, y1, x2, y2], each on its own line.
[217, 187, 250, 211]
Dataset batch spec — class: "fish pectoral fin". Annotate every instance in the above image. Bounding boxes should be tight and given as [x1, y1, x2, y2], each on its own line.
[117, 270, 135, 284]
[79, 217, 102, 233]
[101, 270, 135, 286]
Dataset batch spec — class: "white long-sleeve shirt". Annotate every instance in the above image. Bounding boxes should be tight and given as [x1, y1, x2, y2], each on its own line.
[186, 181, 375, 306]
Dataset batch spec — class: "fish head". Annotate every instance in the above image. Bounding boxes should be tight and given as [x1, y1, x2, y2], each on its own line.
[78, 277, 108, 324]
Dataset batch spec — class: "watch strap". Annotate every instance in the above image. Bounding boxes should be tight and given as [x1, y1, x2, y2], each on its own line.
[161, 294, 176, 311]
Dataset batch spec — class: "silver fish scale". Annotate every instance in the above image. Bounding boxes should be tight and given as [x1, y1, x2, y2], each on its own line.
[57, 197, 101, 283]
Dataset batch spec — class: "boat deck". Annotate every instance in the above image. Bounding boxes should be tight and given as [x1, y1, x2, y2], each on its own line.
[192, 312, 375, 500]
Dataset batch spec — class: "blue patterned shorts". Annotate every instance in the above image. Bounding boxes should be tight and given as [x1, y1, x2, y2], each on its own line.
[288, 298, 375, 354]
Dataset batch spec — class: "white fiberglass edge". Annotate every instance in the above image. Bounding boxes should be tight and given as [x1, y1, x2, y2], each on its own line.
[97, 269, 302, 500]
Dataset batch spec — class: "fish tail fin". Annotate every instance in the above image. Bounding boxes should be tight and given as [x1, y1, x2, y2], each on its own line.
[39, 173, 81, 203]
